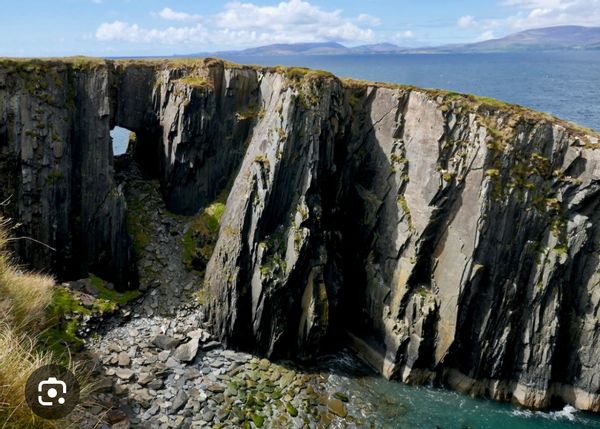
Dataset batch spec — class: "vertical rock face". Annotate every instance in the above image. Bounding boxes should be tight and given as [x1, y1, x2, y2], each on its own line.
[204, 73, 600, 412]
[1, 58, 599, 412]
[150, 64, 260, 215]
[206, 71, 343, 357]
[0, 60, 131, 285]
[0, 59, 264, 284]
[330, 87, 600, 413]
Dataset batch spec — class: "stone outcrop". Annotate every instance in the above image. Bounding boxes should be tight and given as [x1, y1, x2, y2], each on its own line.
[0, 57, 599, 412]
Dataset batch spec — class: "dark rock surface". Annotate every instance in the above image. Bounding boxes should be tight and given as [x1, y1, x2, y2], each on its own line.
[1, 58, 600, 413]
[0, 60, 131, 286]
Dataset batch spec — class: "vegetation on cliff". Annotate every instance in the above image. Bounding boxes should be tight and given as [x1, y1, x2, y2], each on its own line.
[0, 219, 86, 428]
[182, 191, 227, 275]
[0, 206, 141, 426]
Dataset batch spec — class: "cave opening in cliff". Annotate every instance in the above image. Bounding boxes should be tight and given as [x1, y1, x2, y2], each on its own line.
[110, 126, 136, 157]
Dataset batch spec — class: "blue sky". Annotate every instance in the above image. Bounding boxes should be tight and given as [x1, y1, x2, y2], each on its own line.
[1, 0, 598, 56]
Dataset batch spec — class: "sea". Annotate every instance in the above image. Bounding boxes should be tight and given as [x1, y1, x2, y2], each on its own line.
[315, 351, 600, 429]
[111, 52, 600, 427]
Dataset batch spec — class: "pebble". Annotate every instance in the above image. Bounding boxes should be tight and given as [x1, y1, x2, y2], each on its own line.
[152, 335, 181, 351]
[166, 357, 180, 368]
[137, 373, 153, 386]
[113, 383, 128, 396]
[115, 368, 135, 381]
[202, 410, 214, 422]
[206, 383, 225, 393]
[173, 338, 199, 362]
[148, 379, 163, 390]
[171, 391, 188, 413]
[327, 397, 348, 418]
[118, 352, 131, 367]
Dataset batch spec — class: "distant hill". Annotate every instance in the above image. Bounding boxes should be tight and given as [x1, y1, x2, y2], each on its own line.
[191, 42, 407, 57]
[183, 25, 600, 57]
[429, 26, 600, 53]
[218, 42, 349, 56]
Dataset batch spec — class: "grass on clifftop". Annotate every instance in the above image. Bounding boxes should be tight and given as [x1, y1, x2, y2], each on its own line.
[176, 75, 212, 89]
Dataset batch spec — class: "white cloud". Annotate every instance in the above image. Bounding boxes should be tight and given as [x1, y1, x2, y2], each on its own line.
[389, 30, 417, 46]
[457, 0, 600, 44]
[458, 15, 477, 28]
[96, 0, 377, 48]
[157, 8, 202, 22]
[502, 0, 568, 8]
[478, 31, 496, 41]
[357, 14, 381, 26]
[96, 21, 209, 44]
[496, 0, 600, 29]
[215, 0, 374, 43]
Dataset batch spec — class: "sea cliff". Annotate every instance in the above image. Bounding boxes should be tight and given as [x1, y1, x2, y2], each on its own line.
[1, 57, 599, 412]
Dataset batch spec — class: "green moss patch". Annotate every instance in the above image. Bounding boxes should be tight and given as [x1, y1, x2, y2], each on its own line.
[182, 193, 227, 274]
[126, 182, 157, 259]
[236, 104, 264, 121]
[258, 228, 288, 281]
[90, 273, 140, 312]
[42, 275, 140, 356]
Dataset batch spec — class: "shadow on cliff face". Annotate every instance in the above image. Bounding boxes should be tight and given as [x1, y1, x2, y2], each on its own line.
[550, 205, 600, 407]
[326, 87, 401, 351]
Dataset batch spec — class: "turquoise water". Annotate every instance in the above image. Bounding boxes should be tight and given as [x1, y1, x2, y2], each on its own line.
[317, 352, 600, 429]
[221, 52, 600, 132]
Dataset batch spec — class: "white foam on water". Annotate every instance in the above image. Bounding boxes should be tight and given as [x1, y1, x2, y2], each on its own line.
[549, 405, 578, 421]
[512, 405, 578, 421]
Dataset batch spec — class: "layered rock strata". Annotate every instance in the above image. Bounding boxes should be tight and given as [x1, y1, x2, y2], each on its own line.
[0, 58, 599, 412]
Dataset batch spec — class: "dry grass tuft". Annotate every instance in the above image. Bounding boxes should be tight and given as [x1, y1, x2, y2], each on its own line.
[0, 220, 54, 332]
[0, 324, 55, 428]
[0, 219, 91, 428]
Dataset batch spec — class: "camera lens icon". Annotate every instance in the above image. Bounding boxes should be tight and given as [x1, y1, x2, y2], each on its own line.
[38, 377, 67, 407]
[25, 365, 80, 419]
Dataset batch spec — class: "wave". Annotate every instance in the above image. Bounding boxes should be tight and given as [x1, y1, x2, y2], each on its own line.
[512, 405, 578, 421]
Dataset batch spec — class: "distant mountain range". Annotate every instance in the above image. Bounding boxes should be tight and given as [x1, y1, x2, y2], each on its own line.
[190, 26, 600, 56]
[430, 25, 600, 53]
